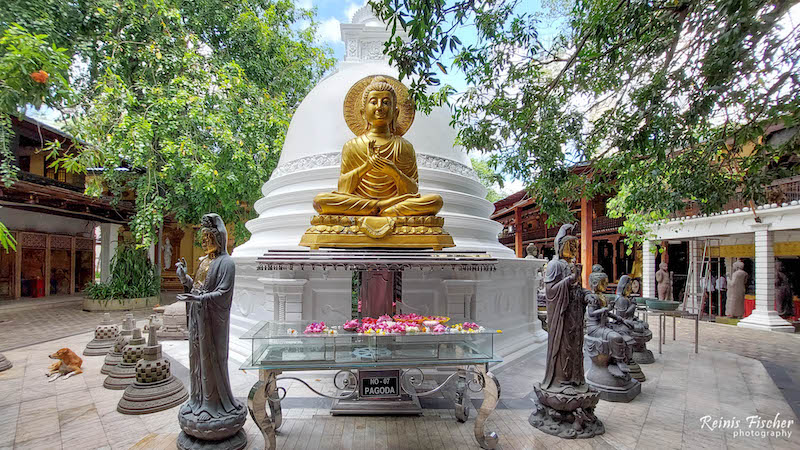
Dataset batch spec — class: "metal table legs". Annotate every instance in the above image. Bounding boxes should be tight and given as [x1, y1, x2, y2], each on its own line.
[248, 369, 282, 450]
[247, 365, 501, 449]
[473, 364, 500, 449]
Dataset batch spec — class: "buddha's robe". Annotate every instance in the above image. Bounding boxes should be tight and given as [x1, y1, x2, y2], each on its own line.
[313, 135, 443, 216]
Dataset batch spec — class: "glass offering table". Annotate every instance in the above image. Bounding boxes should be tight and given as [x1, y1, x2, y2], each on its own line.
[241, 321, 502, 449]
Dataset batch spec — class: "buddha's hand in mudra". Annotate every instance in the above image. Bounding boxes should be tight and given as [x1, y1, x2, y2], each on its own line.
[177, 293, 201, 303]
[367, 140, 400, 177]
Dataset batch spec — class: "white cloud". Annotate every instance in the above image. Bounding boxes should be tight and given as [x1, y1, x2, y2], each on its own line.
[316, 17, 341, 43]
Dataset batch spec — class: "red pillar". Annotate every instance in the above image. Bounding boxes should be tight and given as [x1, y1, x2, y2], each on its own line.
[514, 207, 523, 258]
[581, 198, 593, 286]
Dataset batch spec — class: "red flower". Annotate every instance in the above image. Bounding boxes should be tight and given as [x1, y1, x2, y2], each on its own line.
[30, 70, 49, 84]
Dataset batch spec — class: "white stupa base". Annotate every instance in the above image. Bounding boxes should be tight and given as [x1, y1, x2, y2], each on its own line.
[229, 257, 547, 364]
[737, 310, 795, 333]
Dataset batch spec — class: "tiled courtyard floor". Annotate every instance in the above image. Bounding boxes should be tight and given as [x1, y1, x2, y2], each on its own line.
[1, 310, 799, 449]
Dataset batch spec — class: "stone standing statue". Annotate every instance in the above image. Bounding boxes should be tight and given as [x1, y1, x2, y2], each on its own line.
[774, 261, 794, 318]
[726, 261, 748, 318]
[530, 224, 604, 439]
[584, 265, 640, 402]
[163, 237, 172, 270]
[175, 214, 247, 450]
[656, 262, 672, 301]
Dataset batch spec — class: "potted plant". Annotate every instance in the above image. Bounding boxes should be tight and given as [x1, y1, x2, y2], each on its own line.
[82, 244, 161, 311]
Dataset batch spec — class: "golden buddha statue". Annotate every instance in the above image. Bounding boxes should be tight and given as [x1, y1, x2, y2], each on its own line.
[300, 75, 454, 250]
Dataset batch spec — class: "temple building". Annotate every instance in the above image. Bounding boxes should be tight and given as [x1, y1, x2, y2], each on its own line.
[0, 116, 133, 299]
[491, 165, 640, 291]
[493, 124, 800, 331]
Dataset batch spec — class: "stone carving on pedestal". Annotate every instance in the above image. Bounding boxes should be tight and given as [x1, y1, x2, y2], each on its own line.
[104, 327, 146, 390]
[529, 224, 604, 439]
[655, 263, 674, 301]
[774, 261, 794, 318]
[525, 243, 539, 259]
[158, 301, 189, 340]
[176, 214, 247, 450]
[611, 275, 653, 373]
[584, 266, 641, 402]
[101, 314, 136, 374]
[83, 313, 119, 356]
[0, 353, 11, 372]
[300, 75, 454, 250]
[726, 260, 748, 318]
[118, 316, 188, 414]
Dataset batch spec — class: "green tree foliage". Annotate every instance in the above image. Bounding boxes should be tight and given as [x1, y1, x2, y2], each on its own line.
[2, 0, 335, 247]
[471, 156, 505, 202]
[372, 0, 800, 243]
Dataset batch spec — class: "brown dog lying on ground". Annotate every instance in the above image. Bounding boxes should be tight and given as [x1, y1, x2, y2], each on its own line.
[46, 348, 83, 381]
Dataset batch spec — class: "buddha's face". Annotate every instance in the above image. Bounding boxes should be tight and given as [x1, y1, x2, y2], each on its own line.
[363, 90, 396, 128]
[623, 282, 632, 297]
[201, 230, 218, 256]
[561, 238, 578, 260]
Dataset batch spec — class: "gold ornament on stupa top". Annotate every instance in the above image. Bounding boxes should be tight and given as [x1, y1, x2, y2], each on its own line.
[299, 75, 455, 250]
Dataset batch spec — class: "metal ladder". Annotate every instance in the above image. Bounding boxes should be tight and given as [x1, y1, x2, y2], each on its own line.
[682, 238, 721, 319]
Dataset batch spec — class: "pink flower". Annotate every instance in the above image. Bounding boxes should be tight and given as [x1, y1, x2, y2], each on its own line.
[432, 324, 447, 333]
[462, 322, 480, 330]
[343, 319, 359, 331]
[304, 322, 326, 334]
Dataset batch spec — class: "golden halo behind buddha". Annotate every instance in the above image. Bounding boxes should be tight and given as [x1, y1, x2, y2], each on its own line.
[343, 75, 415, 136]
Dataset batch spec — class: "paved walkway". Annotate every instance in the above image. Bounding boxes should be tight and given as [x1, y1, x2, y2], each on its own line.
[0, 295, 175, 352]
[1, 315, 799, 449]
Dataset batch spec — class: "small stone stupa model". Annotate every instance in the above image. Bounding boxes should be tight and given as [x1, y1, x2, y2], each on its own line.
[118, 316, 188, 414]
[83, 313, 119, 356]
[299, 75, 454, 250]
[101, 314, 136, 374]
[104, 327, 146, 390]
[584, 265, 641, 402]
[0, 353, 12, 372]
[530, 224, 604, 439]
[158, 301, 189, 340]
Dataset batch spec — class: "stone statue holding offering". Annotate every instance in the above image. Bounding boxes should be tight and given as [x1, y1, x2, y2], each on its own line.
[530, 224, 604, 438]
[726, 261, 748, 318]
[175, 214, 246, 450]
[656, 262, 672, 301]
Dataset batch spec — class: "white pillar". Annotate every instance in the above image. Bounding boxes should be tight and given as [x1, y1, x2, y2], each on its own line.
[738, 226, 794, 332]
[99, 224, 121, 283]
[642, 240, 656, 298]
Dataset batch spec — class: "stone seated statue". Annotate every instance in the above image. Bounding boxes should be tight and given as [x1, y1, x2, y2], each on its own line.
[610, 275, 654, 365]
[584, 266, 640, 402]
[300, 75, 453, 250]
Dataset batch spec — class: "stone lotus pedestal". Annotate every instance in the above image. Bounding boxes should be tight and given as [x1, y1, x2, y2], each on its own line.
[584, 335, 641, 402]
[101, 314, 136, 374]
[118, 319, 187, 414]
[0, 353, 11, 372]
[630, 329, 654, 364]
[157, 301, 188, 340]
[529, 384, 604, 439]
[83, 313, 119, 356]
[104, 328, 146, 390]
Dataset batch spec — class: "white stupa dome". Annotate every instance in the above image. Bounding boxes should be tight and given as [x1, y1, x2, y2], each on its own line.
[232, 7, 512, 259]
